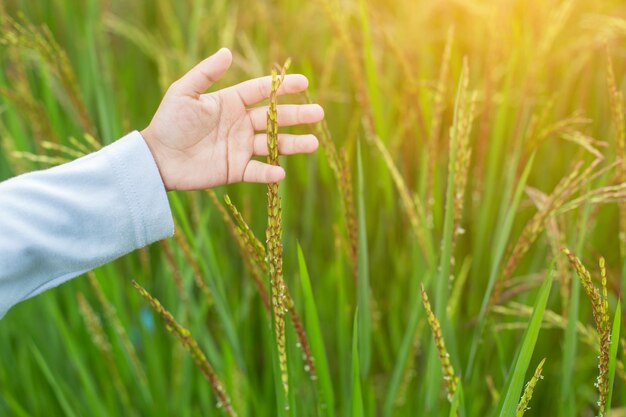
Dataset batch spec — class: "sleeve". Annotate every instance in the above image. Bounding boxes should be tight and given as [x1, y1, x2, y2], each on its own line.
[0, 131, 175, 318]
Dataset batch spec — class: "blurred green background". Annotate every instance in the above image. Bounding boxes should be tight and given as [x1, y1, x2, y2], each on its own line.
[2, 0, 626, 416]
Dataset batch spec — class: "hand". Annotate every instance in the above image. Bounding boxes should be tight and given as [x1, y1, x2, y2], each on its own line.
[141, 48, 323, 191]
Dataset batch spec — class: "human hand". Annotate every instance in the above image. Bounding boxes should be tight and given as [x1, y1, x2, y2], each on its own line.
[141, 48, 323, 191]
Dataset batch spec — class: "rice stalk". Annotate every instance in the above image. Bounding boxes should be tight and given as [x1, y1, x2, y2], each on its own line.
[306, 92, 359, 280]
[0, 85, 57, 146]
[103, 13, 174, 92]
[207, 191, 269, 309]
[502, 165, 580, 280]
[421, 284, 458, 402]
[9, 131, 102, 169]
[316, 0, 374, 136]
[0, 16, 95, 135]
[493, 302, 597, 346]
[536, 0, 574, 62]
[0, 129, 27, 176]
[10, 151, 68, 166]
[376, 21, 428, 139]
[556, 178, 626, 213]
[535, 112, 592, 146]
[525, 0, 574, 92]
[82, 133, 102, 151]
[563, 249, 612, 416]
[76, 292, 132, 412]
[496, 157, 608, 303]
[40, 141, 86, 159]
[560, 131, 606, 159]
[155, 242, 189, 405]
[87, 273, 147, 388]
[425, 27, 454, 224]
[486, 374, 500, 405]
[68, 136, 93, 155]
[372, 134, 432, 265]
[76, 292, 113, 355]
[515, 359, 545, 417]
[450, 58, 476, 276]
[158, 240, 189, 306]
[35, 132, 96, 166]
[606, 46, 626, 259]
[222, 194, 266, 270]
[338, 148, 359, 281]
[171, 226, 213, 303]
[447, 256, 472, 319]
[210, 191, 316, 379]
[266, 61, 289, 397]
[394, 319, 425, 408]
[131, 281, 237, 417]
[493, 301, 626, 383]
[525, 187, 569, 314]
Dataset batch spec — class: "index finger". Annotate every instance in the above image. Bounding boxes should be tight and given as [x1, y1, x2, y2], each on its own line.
[227, 74, 309, 106]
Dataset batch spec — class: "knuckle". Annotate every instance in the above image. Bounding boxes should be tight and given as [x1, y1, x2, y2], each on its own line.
[296, 106, 303, 123]
[167, 81, 181, 95]
[258, 80, 270, 99]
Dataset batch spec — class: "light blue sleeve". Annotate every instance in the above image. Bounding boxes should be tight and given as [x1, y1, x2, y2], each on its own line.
[0, 131, 175, 318]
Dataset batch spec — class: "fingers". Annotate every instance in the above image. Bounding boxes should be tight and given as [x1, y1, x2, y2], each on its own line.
[170, 48, 233, 96]
[242, 160, 286, 183]
[253, 133, 319, 156]
[230, 74, 309, 106]
[249, 104, 324, 130]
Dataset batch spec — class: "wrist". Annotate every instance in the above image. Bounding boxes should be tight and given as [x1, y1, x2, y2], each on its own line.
[139, 127, 171, 191]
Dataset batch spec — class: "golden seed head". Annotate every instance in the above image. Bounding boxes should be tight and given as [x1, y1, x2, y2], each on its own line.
[421, 284, 458, 402]
[132, 281, 237, 417]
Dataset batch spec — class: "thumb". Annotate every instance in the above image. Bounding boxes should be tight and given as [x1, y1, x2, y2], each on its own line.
[172, 48, 233, 96]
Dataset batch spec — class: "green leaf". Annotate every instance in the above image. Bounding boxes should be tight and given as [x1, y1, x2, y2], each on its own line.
[466, 152, 536, 377]
[351, 309, 364, 417]
[356, 140, 371, 377]
[560, 199, 592, 416]
[269, 273, 288, 417]
[449, 384, 466, 417]
[29, 342, 79, 417]
[383, 264, 430, 416]
[606, 300, 621, 414]
[297, 243, 335, 417]
[357, 0, 387, 139]
[496, 269, 554, 417]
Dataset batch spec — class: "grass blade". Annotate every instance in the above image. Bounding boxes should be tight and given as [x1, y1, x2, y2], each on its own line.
[132, 281, 237, 417]
[351, 308, 364, 417]
[496, 268, 554, 417]
[297, 243, 335, 417]
[383, 263, 429, 416]
[449, 384, 465, 417]
[29, 343, 79, 417]
[356, 139, 371, 377]
[466, 152, 536, 377]
[560, 199, 592, 415]
[606, 301, 621, 414]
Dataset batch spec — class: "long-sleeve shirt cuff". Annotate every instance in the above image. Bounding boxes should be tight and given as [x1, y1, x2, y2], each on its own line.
[102, 130, 174, 246]
[0, 131, 174, 318]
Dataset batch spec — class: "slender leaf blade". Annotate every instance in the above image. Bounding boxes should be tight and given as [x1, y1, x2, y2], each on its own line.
[297, 243, 335, 417]
[496, 269, 554, 417]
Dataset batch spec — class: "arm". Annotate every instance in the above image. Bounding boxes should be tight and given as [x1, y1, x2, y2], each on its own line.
[0, 48, 323, 318]
[0, 131, 173, 317]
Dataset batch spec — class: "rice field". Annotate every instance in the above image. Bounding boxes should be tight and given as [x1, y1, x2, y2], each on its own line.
[2, 0, 626, 415]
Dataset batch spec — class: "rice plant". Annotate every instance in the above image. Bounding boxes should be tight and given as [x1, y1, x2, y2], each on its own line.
[2, 1, 626, 416]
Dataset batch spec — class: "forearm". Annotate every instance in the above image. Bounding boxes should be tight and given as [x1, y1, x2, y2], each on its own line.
[0, 131, 174, 318]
